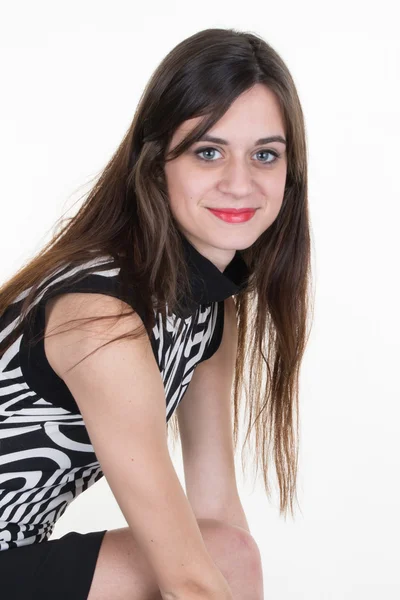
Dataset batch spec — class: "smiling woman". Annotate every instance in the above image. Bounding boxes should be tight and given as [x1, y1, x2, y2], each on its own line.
[0, 26, 311, 600]
[164, 84, 289, 271]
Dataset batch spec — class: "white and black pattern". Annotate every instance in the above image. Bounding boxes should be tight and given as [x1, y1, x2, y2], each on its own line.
[157, 302, 219, 421]
[0, 234, 249, 551]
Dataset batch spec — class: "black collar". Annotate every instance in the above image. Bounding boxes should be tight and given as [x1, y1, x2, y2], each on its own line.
[179, 231, 250, 306]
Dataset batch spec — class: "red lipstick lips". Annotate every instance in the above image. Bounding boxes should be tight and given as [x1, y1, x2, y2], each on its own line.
[208, 208, 257, 213]
[207, 207, 256, 223]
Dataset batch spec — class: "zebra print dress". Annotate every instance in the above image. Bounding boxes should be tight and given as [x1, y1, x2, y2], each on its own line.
[0, 234, 250, 553]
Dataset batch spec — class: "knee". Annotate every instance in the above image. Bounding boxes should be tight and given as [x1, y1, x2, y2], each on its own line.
[197, 518, 262, 569]
[197, 518, 264, 598]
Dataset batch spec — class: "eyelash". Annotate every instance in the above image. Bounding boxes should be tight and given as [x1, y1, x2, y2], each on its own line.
[193, 146, 281, 165]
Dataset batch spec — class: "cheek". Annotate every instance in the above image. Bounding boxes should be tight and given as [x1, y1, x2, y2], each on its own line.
[165, 163, 210, 208]
[263, 168, 287, 199]
[164, 163, 181, 195]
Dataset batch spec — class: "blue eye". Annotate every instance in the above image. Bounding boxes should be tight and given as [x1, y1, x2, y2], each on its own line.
[194, 146, 280, 165]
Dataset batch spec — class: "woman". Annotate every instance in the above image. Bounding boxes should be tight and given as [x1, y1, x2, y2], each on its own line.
[0, 27, 312, 600]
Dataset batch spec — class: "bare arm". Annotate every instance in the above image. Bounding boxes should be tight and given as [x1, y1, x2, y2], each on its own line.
[177, 297, 251, 534]
[44, 292, 233, 600]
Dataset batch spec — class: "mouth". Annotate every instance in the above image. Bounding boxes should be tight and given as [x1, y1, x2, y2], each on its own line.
[206, 207, 257, 223]
[205, 207, 258, 214]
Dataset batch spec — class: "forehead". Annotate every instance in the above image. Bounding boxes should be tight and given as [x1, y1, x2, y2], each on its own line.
[171, 84, 285, 144]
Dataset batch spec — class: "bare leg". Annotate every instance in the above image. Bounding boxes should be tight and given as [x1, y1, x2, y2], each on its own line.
[87, 518, 263, 600]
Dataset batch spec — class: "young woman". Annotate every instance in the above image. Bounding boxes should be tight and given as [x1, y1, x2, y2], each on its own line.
[0, 27, 312, 600]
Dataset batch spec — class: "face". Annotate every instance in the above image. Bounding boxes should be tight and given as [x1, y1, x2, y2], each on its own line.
[164, 83, 287, 272]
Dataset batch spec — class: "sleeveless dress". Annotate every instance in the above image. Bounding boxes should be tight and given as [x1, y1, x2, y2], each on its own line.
[0, 233, 250, 599]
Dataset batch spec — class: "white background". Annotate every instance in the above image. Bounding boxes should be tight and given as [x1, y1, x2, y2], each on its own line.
[1, 1, 399, 598]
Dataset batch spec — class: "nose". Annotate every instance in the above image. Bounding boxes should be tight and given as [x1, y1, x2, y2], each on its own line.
[217, 158, 254, 198]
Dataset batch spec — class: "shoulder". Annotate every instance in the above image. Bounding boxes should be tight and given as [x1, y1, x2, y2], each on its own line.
[224, 295, 235, 314]
[223, 296, 237, 337]
[208, 296, 237, 362]
[44, 292, 147, 380]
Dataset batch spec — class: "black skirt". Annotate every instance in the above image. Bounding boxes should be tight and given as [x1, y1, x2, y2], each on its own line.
[0, 529, 107, 600]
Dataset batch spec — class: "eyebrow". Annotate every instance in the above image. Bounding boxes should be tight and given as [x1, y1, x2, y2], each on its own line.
[195, 134, 287, 146]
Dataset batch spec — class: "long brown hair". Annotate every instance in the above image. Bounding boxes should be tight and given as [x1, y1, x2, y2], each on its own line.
[0, 27, 313, 518]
